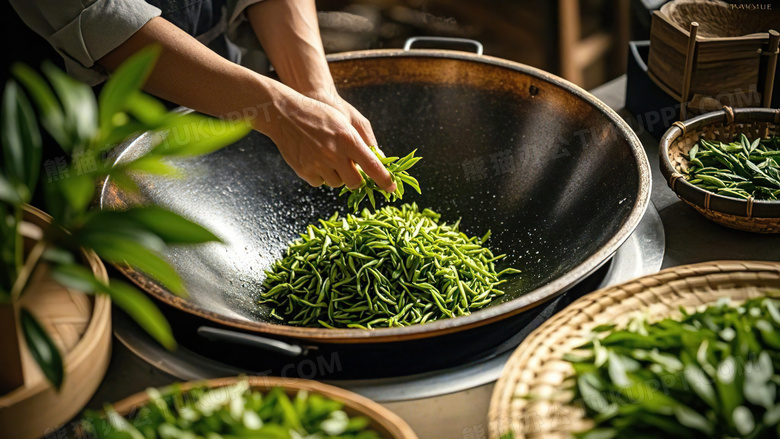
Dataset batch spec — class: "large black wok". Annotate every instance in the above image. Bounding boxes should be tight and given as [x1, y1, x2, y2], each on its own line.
[101, 48, 651, 353]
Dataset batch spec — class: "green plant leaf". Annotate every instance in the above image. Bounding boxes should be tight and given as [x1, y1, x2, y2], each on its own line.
[0, 174, 22, 204]
[59, 173, 95, 214]
[99, 45, 160, 133]
[103, 280, 175, 350]
[578, 373, 611, 414]
[17, 92, 42, 192]
[50, 264, 98, 293]
[42, 62, 98, 148]
[684, 364, 718, 410]
[20, 307, 64, 390]
[396, 173, 421, 194]
[50, 263, 175, 350]
[103, 406, 146, 439]
[151, 114, 250, 157]
[673, 404, 713, 435]
[124, 92, 167, 126]
[2, 81, 25, 183]
[733, 405, 756, 436]
[119, 156, 182, 178]
[607, 351, 630, 387]
[78, 231, 185, 295]
[107, 169, 140, 194]
[42, 179, 68, 224]
[12, 63, 68, 146]
[102, 120, 147, 147]
[108, 207, 220, 244]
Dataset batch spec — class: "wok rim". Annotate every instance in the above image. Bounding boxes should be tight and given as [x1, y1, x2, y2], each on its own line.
[105, 49, 652, 344]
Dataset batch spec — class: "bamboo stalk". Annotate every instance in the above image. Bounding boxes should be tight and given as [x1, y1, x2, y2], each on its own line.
[680, 22, 699, 121]
[762, 29, 779, 108]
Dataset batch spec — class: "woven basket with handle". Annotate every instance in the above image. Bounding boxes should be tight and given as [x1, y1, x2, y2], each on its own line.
[488, 260, 780, 439]
[659, 107, 780, 233]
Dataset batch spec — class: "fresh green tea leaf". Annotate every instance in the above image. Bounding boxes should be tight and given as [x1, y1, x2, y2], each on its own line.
[340, 147, 422, 212]
[261, 203, 518, 328]
[685, 135, 780, 200]
[732, 406, 755, 436]
[565, 297, 780, 438]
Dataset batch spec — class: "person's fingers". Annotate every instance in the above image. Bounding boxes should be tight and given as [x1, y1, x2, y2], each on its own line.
[281, 153, 322, 188]
[337, 161, 364, 190]
[352, 113, 378, 147]
[343, 127, 396, 193]
[320, 168, 343, 188]
[304, 175, 324, 187]
[295, 168, 324, 187]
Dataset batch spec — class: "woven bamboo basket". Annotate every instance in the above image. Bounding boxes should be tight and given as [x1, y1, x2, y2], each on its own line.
[488, 260, 780, 439]
[647, 0, 778, 107]
[659, 106, 780, 232]
[109, 376, 418, 439]
[0, 206, 112, 439]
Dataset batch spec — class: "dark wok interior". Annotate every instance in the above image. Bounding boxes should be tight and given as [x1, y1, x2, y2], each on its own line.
[102, 52, 647, 339]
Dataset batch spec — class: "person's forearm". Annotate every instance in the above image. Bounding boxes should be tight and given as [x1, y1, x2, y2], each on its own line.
[247, 0, 334, 99]
[98, 16, 286, 124]
[98, 9, 394, 191]
[245, 0, 380, 149]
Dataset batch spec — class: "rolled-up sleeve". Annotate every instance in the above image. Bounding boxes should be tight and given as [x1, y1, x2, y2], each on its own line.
[9, 0, 161, 85]
[227, 0, 266, 25]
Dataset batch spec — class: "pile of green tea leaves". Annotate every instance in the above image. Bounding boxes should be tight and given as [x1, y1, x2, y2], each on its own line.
[82, 380, 380, 439]
[565, 295, 780, 439]
[339, 147, 421, 212]
[261, 203, 519, 329]
[683, 134, 780, 200]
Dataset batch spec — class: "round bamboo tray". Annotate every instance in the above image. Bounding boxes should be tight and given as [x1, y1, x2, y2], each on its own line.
[659, 107, 780, 233]
[488, 260, 780, 439]
[110, 376, 418, 439]
[0, 206, 112, 439]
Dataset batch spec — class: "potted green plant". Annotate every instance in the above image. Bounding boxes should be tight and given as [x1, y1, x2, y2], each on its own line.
[0, 46, 249, 438]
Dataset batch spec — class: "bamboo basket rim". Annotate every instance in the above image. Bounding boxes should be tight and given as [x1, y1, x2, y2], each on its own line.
[0, 205, 111, 406]
[109, 376, 418, 439]
[488, 260, 780, 439]
[658, 107, 780, 219]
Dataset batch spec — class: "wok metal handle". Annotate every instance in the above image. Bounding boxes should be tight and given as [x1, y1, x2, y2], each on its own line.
[403, 36, 484, 55]
[197, 326, 307, 357]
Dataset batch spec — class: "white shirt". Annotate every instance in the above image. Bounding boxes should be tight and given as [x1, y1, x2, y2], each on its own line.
[9, 0, 266, 85]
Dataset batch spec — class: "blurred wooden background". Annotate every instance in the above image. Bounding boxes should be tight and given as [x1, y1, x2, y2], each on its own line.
[317, 0, 632, 89]
[2, 0, 635, 91]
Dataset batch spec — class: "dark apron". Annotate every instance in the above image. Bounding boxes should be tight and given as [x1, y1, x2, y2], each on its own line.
[145, 0, 241, 64]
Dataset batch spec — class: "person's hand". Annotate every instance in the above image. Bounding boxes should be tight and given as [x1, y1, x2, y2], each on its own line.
[298, 87, 379, 149]
[328, 98, 378, 148]
[261, 90, 396, 192]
